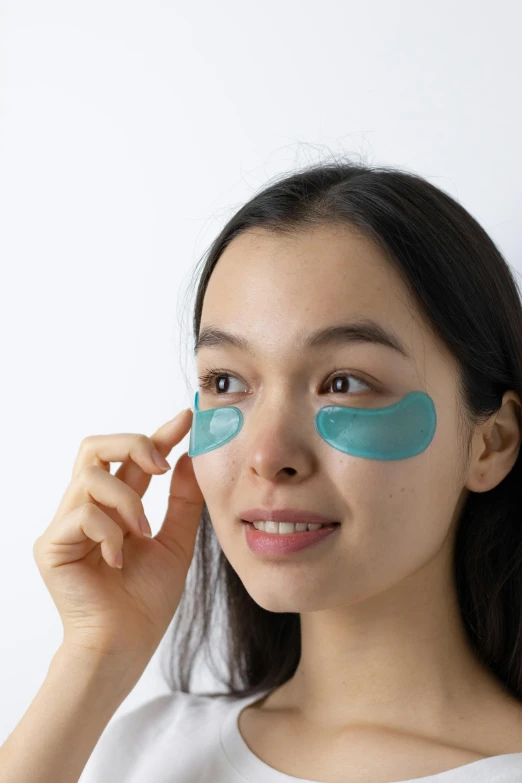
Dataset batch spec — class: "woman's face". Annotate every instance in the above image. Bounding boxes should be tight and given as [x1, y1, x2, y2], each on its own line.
[192, 225, 470, 613]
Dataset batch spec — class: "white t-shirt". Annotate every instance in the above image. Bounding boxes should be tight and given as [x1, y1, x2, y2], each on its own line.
[78, 687, 522, 783]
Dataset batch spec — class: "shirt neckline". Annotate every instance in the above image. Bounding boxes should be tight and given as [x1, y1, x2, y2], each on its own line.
[219, 688, 522, 783]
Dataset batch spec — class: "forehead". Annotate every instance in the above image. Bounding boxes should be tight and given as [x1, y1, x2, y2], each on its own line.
[206, 225, 398, 318]
[198, 226, 444, 373]
[204, 225, 402, 308]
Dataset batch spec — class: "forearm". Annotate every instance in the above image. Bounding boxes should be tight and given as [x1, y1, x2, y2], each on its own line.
[0, 644, 146, 783]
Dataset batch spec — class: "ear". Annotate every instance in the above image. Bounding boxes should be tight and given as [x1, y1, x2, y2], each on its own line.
[465, 390, 522, 493]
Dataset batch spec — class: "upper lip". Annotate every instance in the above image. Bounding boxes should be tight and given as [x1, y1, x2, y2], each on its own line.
[240, 508, 339, 524]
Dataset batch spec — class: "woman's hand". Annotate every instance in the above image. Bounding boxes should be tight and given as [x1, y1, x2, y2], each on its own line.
[33, 409, 204, 663]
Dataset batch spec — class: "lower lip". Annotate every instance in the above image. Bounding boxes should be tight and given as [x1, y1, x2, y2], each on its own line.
[242, 521, 340, 556]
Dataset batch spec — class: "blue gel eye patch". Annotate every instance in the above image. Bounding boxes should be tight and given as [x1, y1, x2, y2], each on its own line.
[187, 390, 436, 461]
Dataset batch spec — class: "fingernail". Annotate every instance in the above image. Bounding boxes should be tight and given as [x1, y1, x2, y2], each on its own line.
[138, 514, 153, 537]
[152, 449, 171, 470]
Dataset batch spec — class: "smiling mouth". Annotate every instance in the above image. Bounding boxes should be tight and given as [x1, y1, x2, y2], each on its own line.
[241, 520, 341, 533]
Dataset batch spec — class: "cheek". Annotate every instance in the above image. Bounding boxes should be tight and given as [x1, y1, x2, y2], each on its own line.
[192, 447, 239, 477]
[191, 452, 240, 517]
[330, 454, 451, 565]
[328, 454, 415, 513]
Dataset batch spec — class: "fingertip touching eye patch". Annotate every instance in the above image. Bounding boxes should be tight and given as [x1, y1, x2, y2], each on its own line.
[187, 390, 436, 460]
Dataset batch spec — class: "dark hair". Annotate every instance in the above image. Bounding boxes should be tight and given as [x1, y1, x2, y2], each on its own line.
[160, 155, 522, 704]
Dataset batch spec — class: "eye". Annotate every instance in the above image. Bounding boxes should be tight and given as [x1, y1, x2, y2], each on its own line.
[197, 369, 247, 395]
[326, 371, 374, 395]
[197, 368, 375, 396]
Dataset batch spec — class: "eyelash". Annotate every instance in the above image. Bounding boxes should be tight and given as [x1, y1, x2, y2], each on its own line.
[197, 367, 376, 398]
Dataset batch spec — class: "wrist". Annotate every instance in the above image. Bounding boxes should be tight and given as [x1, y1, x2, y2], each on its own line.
[50, 643, 150, 699]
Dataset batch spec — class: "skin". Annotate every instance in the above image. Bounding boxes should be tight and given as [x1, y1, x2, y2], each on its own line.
[192, 224, 522, 757]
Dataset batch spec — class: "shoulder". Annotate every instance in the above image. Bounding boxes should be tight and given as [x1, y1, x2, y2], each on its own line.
[78, 690, 234, 783]
[107, 690, 232, 740]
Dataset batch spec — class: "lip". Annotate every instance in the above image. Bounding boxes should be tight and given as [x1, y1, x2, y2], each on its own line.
[243, 520, 340, 556]
[240, 508, 339, 525]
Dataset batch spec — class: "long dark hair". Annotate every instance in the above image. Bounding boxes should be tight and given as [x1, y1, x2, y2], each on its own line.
[160, 156, 522, 704]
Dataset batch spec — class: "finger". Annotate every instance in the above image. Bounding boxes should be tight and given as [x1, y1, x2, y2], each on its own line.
[35, 503, 126, 570]
[54, 464, 149, 540]
[114, 409, 193, 498]
[155, 451, 205, 569]
[72, 424, 179, 480]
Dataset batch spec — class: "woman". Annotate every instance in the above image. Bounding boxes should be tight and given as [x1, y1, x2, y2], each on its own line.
[6, 160, 522, 783]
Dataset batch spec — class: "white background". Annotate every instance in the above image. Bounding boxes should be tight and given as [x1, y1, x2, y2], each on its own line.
[1, 0, 521, 743]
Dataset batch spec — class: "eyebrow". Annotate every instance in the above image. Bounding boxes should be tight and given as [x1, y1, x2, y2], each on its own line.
[194, 318, 412, 361]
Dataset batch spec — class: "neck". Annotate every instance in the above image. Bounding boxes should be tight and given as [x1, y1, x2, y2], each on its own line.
[281, 536, 509, 736]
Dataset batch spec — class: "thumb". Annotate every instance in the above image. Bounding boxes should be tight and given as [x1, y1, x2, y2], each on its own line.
[155, 451, 205, 566]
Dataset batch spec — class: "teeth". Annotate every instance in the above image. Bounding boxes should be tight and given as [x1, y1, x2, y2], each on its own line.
[252, 521, 329, 534]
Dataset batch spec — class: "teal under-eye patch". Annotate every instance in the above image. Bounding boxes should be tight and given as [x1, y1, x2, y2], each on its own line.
[314, 390, 436, 460]
[188, 390, 436, 461]
[188, 391, 243, 457]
